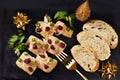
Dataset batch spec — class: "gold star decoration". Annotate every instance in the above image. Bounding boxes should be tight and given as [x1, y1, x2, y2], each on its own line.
[99, 61, 118, 79]
[13, 12, 31, 30]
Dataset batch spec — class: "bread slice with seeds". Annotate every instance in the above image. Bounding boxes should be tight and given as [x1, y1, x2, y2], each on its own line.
[83, 20, 118, 49]
[77, 31, 111, 61]
[71, 45, 99, 72]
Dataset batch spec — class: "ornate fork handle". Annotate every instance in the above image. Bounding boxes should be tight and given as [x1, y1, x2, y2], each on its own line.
[75, 69, 88, 80]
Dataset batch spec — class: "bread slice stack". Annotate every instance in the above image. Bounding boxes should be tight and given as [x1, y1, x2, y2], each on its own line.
[77, 31, 111, 61]
[71, 19, 118, 72]
[83, 20, 118, 49]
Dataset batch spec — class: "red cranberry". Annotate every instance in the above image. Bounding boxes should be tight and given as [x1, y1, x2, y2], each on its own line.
[24, 58, 31, 64]
[48, 39, 52, 44]
[45, 27, 50, 31]
[33, 44, 37, 49]
[36, 28, 42, 32]
[50, 45, 55, 50]
[44, 64, 49, 69]
[57, 25, 63, 30]
[39, 54, 45, 58]
[28, 67, 33, 72]
[59, 42, 65, 48]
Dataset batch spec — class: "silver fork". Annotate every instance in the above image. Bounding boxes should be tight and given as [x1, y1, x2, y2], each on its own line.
[56, 52, 88, 80]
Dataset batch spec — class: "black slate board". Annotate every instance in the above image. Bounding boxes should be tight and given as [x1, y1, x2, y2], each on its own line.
[0, 0, 120, 80]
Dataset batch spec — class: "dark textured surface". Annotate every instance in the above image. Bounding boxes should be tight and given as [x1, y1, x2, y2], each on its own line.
[0, 0, 120, 80]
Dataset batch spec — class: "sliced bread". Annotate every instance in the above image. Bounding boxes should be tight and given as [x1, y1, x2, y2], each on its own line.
[71, 45, 99, 72]
[83, 20, 118, 49]
[77, 31, 111, 61]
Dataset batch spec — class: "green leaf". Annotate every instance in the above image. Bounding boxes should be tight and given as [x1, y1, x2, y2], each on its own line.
[65, 16, 68, 21]
[9, 35, 18, 42]
[18, 36, 25, 43]
[18, 29, 25, 37]
[8, 35, 18, 48]
[68, 13, 75, 27]
[8, 29, 27, 57]
[54, 11, 75, 27]
[18, 29, 24, 34]
[54, 11, 67, 20]
[15, 43, 27, 51]
[68, 15, 72, 27]
[69, 13, 75, 19]
[15, 48, 21, 57]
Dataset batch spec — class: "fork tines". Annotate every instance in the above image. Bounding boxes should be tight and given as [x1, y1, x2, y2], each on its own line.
[56, 52, 73, 66]
[56, 52, 88, 80]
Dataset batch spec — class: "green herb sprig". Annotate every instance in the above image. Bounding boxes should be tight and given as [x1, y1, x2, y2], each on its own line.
[8, 29, 27, 57]
[54, 11, 75, 27]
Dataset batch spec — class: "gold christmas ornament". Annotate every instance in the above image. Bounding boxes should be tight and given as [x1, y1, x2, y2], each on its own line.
[13, 12, 31, 30]
[75, 0, 90, 22]
[99, 61, 118, 79]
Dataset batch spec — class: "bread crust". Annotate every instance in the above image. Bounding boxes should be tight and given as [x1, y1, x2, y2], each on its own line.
[71, 45, 99, 72]
[83, 19, 118, 49]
